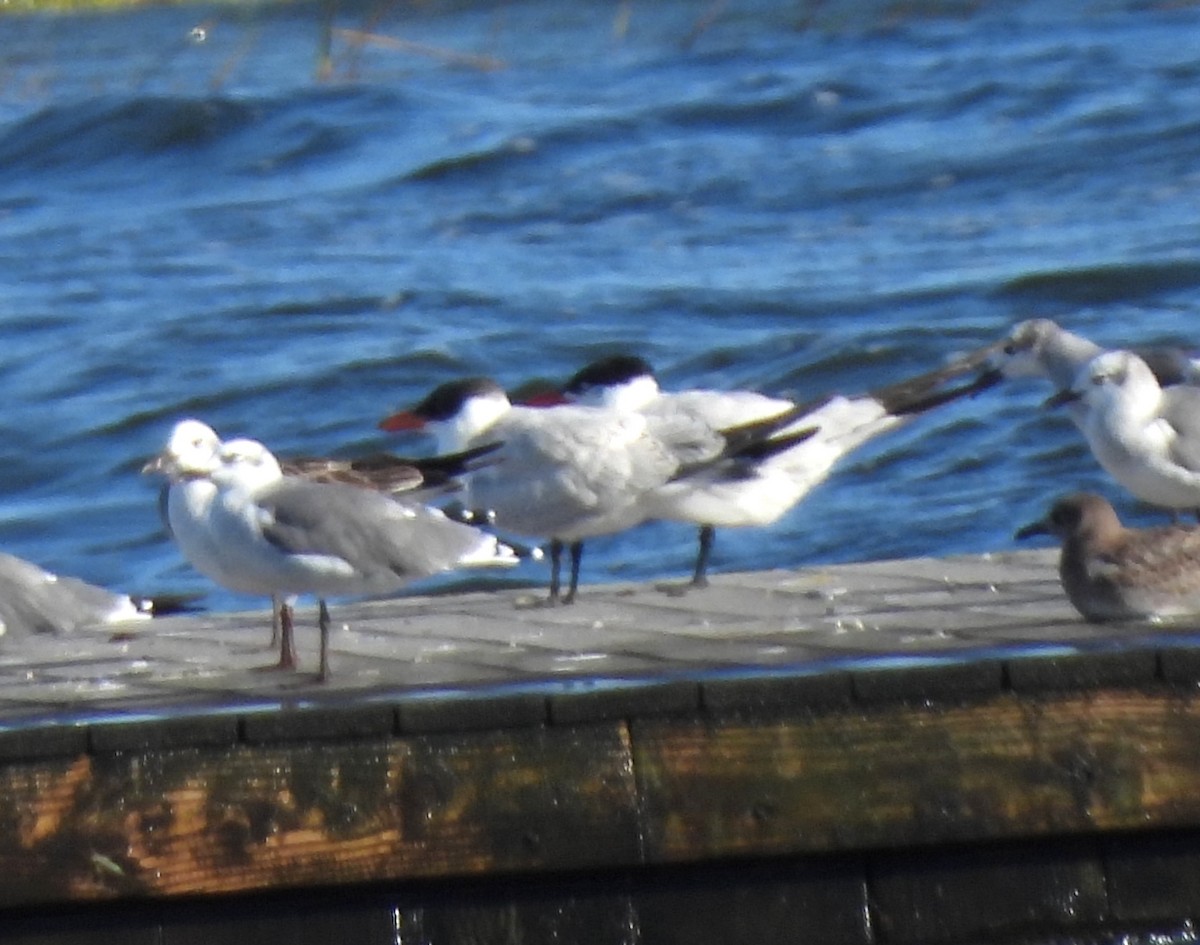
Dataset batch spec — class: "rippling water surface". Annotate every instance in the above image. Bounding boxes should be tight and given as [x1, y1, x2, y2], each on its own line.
[1, 0, 1199, 610]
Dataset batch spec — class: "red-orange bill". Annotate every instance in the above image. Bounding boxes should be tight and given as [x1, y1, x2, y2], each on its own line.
[378, 411, 426, 432]
[519, 390, 569, 407]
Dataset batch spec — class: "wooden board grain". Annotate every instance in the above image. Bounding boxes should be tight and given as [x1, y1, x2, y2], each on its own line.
[6, 688, 1200, 910]
[0, 724, 639, 905]
[633, 689, 1200, 861]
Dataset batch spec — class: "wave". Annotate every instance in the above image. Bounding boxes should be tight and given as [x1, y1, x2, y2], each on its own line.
[0, 95, 261, 172]
[994, 259, 1200, 305]
[0, 85, 405, 181]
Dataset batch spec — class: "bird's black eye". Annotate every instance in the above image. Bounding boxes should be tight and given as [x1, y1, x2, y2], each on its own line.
[1003, 343, 1017, 356]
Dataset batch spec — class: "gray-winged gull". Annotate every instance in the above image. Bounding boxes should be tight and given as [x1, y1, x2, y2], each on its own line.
[145, 419, 518, 680]
[0, 552, 186, 639]
[1046, 350, 1200, 515]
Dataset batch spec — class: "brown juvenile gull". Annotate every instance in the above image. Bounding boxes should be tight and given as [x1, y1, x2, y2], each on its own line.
[1016, 492, 1200, 623]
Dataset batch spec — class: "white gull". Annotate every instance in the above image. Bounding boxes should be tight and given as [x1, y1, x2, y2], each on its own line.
[1048, 350, 1200, 514]
[145, 419, 518, 680]
[992, 318, 1200, 426]
[0, 552, 184, 639]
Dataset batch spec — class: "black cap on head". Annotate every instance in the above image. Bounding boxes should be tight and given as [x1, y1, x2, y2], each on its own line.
[412, 378, 506, 421]
[563, 354, 655, 396]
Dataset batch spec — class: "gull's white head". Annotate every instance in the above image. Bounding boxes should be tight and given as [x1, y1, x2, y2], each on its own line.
[215, 438, 283, 491]
[1074, 350, 1162, 418]
[992, 319, 1104, 390]
[991, 319, 1057, 377]
[143, 419, 223, 480]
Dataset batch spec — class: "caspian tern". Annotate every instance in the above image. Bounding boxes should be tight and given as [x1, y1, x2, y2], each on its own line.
[550, 348, 1002, 586]
[380, 378, 814, 602]
[144, 419, 518, 679]
[1016, 492, 1200, 623]
[1045, 350, 1200, 515]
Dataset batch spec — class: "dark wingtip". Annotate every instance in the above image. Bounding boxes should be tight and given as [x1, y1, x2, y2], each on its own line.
[1042, 388, 1081, 410]
[137, 592, 207, 616]
[731, 424, 820, 463]
[411, 440, 505, 480]
[1014, 519, 1050, 542]
[870, 342, 1007, 416]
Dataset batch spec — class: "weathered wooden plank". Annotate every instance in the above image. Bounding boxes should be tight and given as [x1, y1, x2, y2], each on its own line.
[630, 858, 870, 945]
[870, 840, 1108, 944]
[0, 724, 639, 906]
[160, 898, 400, 945]
[399, 857, 873, 945]
[399, 892, 638, 945]
[4, 837, 1200, 945]
[633, 689, 1200, 861]
[1104, 830, 1200, 925]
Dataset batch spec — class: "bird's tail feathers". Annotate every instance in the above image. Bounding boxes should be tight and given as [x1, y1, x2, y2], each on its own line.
[456, 534, 533, 569]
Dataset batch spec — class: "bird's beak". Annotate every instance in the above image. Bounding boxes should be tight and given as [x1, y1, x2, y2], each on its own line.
[378, 411, 426, 432]
[518, 390, 569, 407]
[1042, 388, 1082, 410]
[141, 452, 170, 476]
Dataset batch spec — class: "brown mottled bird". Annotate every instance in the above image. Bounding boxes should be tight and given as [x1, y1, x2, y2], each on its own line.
[1016, 492, 1200, 623]
[281, 442, 501, 499]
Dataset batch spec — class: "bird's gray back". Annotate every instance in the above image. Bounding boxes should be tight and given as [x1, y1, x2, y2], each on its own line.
[256, 477, 493, 582]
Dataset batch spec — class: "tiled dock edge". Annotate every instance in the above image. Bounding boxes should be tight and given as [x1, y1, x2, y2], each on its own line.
[3, 550, 1200, 944]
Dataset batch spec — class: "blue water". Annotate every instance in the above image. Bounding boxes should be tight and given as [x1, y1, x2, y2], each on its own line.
[1, 0, 1199, 611]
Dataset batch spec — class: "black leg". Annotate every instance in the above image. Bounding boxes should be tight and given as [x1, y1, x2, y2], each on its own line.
[691, 525, 715, 587]
[278, 601, 297, 671]
[318, 599, 331, 682]
[269, 593, 281, 649]
[548, 539, 564, 603]
[562, 541, 584, 604]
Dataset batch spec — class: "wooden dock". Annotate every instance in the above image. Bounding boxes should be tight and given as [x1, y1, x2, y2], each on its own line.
[3, 548, 1200, 944]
